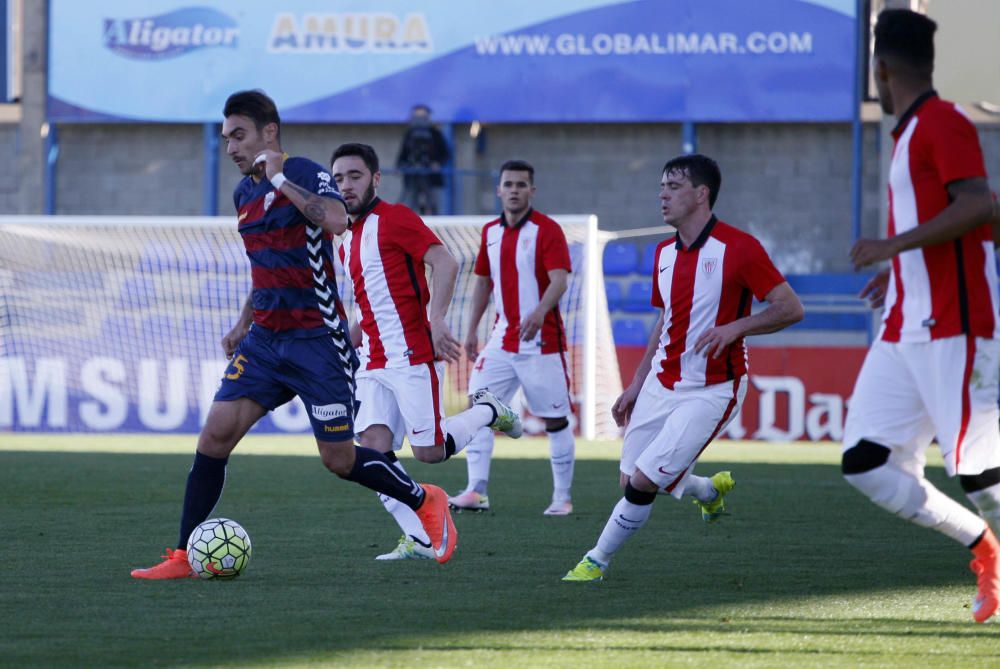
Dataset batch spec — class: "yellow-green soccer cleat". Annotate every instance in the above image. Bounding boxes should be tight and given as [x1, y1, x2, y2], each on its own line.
[695, 471, 735, 523]
[471, 388, 523, 438]
[562, 556, 605, 582]
[375, 535, 435, 561]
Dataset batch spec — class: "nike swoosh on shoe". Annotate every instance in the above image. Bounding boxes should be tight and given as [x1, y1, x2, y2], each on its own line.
[435, 511, 449, 558]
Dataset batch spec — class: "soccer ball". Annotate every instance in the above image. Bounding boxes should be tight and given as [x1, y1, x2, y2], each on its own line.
[186, 518, 252, 579]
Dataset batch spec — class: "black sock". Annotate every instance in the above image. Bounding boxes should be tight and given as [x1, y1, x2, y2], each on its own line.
[346, 446, 425, 509]
[177, 451, 228, 549]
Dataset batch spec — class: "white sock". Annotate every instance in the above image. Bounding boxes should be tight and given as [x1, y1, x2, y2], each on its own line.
[845, 464, 986, 545]
[683, 474, 717, 503]
[443, 405, 494, 456]
[588, 497, 654, 566]
[967, 482, 1000, 540]
[548, 425, 575, 502]
[465, 427, 494, 494]
[379, 460, 430, 545]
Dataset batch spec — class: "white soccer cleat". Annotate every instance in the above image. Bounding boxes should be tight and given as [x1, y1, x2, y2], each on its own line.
[375, 535, 435, 561]
[471, 388, 523, 438]
[448, 489, 491, 512]
[543, 499, 573, 516]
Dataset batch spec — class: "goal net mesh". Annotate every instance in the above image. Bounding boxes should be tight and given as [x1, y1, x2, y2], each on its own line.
[0, 215, 621, 437]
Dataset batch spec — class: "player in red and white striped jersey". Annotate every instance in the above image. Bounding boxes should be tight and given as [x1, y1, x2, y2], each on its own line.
[843, 10, 1000, 623]
[330, 144, 521, 561]
[448, 160, 577, 516]
[563, 154, 803, 582]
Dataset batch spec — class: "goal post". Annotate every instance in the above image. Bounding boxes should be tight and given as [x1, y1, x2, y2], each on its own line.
[0, 215, 621, 438]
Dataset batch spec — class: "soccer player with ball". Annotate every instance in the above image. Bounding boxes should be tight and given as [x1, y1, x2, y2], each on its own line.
[131, 91, 457, 579]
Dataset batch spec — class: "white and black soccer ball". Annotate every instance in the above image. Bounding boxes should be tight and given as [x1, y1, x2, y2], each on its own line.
[186, 518, 252, 579]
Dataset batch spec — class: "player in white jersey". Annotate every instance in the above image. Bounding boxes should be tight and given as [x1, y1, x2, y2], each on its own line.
[448, 160, 577, 516]
[330, 144, 522, 561]
[562, 154, 803, 582]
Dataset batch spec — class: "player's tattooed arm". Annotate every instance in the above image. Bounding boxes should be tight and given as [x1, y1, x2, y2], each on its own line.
[280, 180, 349, 235]
[255, 150, 349, 235]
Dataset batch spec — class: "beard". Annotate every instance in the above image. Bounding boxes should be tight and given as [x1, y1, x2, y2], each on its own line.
[347, 182, 376, 215]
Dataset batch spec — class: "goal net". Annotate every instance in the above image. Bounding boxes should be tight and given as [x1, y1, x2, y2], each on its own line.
[0, 215, 621, 438]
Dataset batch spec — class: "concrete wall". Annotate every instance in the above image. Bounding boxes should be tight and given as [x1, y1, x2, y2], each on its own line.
[23, 118, 1000, 273]
[7, 0, 1000, 273]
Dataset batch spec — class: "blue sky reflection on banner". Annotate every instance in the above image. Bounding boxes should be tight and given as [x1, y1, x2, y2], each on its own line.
[48, 0, 856, 123]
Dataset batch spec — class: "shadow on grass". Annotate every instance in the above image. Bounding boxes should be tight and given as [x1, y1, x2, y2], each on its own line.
[0, 450, 991, 667]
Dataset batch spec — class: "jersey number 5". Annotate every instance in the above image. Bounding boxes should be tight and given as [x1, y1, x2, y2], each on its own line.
[226, 354, 249, 380]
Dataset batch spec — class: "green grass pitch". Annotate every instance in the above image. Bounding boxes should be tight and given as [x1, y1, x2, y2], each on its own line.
[1, 435, 997, 668]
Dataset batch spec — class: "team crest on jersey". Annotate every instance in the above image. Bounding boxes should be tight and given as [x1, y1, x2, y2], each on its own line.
[264, 191, 276, 211]
[317, 171, 337, 195]
[702, 258, 718, 276]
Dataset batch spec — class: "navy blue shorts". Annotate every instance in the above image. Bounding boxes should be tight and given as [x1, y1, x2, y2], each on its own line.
[215, 325, 357, 441]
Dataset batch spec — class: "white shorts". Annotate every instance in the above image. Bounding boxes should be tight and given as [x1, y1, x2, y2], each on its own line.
[355, 362, 446, 450]
[620, 373, 746, 498]
[467, 348, 572, 417]
[843, 336, 1000, 477]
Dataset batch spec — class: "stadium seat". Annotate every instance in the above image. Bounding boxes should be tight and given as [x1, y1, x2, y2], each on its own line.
[602, 242, 638, 276]
[137, 241, 179, 272]
[776, 273, 876, 335]
[786, 273, 873, 296]
[15, 270, 104, 292]
[612, 318, 649, 346]
[639, 242, 659, 275]
[604, 280, 624, 311]
[622, 280, 652, 313]
[198, 278, 247, 310]
[791, 312, 870, 331]
[117, 276, 156, 309]
[101, 313, 136, 341]
[177, 239, 246, 272]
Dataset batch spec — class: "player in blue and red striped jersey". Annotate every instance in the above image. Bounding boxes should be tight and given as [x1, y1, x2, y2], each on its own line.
[330, 143, 521, 561]
[563, 154, 803, 582]
[131, 91, 456, 579]
[844, 9, 1000, 623]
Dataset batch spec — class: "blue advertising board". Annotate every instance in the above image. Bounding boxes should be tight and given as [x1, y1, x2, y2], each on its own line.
[48, 0, 857, 123]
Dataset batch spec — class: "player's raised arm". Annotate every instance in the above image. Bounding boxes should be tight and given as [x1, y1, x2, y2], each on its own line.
[255, 150, 349, 236]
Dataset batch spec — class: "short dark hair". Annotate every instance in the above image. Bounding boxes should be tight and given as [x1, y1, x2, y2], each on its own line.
[662, 154, 722, 208]
[223, 90, 281, 134]
[499, 159, 535, 184]
[331, 143, 380, 174]
[874, 9, 936, 73]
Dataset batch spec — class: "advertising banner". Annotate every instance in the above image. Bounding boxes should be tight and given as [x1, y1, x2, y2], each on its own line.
[616, 346, 868, 442]
[48, 0, 857, 123]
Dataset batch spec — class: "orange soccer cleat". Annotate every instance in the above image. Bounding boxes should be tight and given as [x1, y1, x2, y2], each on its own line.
[130, 548, 196, 580]
[970, 528, 1000, 623]
[414, 484, 458, 564]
